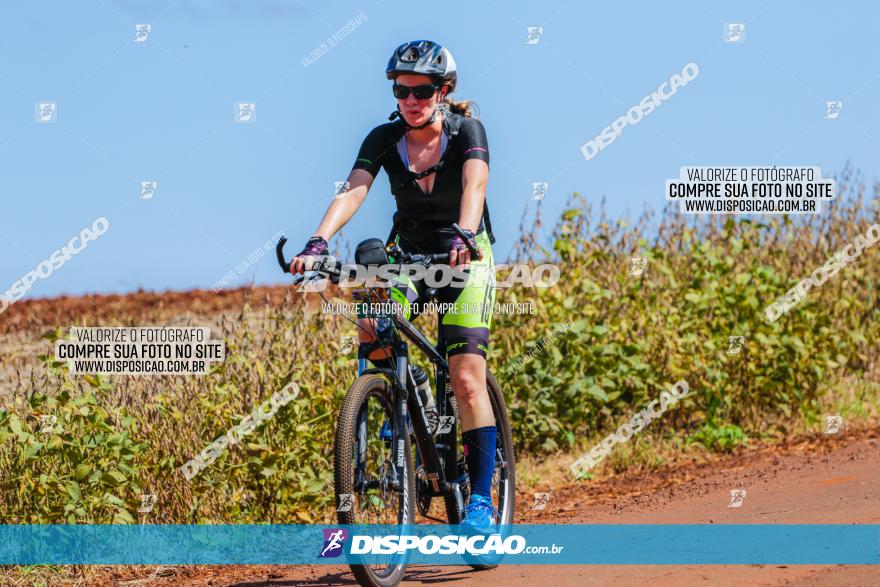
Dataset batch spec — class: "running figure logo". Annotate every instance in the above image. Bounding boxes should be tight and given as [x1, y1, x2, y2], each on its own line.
[133, 24, 151, 43]
[524, 27, 544, 45]
[333, 181, 351, 200]
[436, 102, 451, 118]
[37, 414, 57, 434]
[140, 181, 158, 200]
[319, 528, 348, 558]
[531, 492, 550, 510]
[824, 414, 843, 434]
[728, 489, 746, 508]
[138, 493, 157, 513]
[724, 23, 745, 43]
[530, 182, 549, 201]
[630, 257, 647, 276]
[824, 101, 843, 120]
[727, 336, 745, 354]
[36, 102, 57, 123]
[235, 102, 256, 123]
[336, 494, 353, 513]
[338, 336, 356, 355]
[437, 416, 455, 435]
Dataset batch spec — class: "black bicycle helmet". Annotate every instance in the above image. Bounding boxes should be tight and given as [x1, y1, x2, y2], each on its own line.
[386, 40, 457, 93]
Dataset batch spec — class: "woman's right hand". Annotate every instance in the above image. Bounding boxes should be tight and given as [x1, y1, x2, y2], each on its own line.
[289, 256, 314, 275]
[290, 236, 329, 275]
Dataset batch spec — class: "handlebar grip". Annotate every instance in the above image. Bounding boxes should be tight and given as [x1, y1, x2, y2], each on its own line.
[276, 236, 291, 273]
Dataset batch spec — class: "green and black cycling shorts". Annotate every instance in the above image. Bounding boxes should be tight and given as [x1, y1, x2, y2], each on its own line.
[358, 231, 496, 359]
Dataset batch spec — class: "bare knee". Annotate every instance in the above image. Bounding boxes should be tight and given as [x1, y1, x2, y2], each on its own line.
[449, 355, 494, 429]
[450, 363, 486, 410]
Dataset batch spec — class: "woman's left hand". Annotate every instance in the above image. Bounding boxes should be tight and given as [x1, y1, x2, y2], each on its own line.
[449, 229, 482, 269]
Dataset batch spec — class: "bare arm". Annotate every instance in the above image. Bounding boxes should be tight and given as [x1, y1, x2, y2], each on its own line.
[451, 158, 489, 267]
[312, 169, 375, 240]
[290, 169, 374, 274]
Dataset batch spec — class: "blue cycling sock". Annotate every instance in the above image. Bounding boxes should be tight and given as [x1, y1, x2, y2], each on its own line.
[462, 426, 496, 499]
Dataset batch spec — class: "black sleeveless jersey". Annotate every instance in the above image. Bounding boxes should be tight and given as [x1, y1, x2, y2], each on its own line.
[351, 112, 494, 253]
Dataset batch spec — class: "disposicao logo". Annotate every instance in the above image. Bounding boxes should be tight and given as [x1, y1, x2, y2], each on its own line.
[319, 528, 348, 558]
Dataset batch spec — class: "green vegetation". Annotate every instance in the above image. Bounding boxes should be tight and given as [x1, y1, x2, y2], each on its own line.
[1, 166, 877, 524]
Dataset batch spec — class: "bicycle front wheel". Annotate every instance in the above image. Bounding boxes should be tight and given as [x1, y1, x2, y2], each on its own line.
[335, 373, 415, 587]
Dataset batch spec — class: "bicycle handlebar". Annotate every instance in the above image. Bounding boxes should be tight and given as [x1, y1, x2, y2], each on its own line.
[275, 235, 458, 291]
[275, 236, 291, 273]
[276, 223, 472, 275]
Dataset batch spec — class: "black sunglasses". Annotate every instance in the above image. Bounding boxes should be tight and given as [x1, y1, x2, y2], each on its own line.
[392, 83, 440, 100]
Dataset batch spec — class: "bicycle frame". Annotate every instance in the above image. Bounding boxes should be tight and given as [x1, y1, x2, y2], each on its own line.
[357, 307, 462, 506]
[274, 231, 480, 514]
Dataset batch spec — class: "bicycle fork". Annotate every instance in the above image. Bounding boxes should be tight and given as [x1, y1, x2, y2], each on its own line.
[389, 346, 453, 499]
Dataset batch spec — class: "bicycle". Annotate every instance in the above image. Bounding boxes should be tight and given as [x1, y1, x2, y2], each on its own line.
[276, 226, 516, 587]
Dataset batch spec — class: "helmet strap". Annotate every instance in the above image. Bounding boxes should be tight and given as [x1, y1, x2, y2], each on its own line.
[388, 96, 444, 131]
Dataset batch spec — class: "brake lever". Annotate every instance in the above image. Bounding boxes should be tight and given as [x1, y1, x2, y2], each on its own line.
[291, 270, 323, 287]
[303, 256, 343, 285]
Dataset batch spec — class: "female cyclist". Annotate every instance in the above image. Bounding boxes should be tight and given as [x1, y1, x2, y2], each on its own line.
[289, 40, 498, 529]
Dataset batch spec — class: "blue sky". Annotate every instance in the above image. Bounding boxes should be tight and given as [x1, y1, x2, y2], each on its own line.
[1, 0, 877, 298]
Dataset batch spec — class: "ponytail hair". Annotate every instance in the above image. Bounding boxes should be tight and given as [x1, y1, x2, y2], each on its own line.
[439, 80, 477, 118]
[442, 97, 479, 119]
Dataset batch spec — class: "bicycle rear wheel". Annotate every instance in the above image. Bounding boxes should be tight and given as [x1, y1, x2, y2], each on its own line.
[335, 374, 415, 587]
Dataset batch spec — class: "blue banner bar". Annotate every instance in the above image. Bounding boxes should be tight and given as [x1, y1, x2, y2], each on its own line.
[1, 524, 877, 565]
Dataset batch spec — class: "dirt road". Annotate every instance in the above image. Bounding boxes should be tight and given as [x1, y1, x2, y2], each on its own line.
[100, 426, 879, 587]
